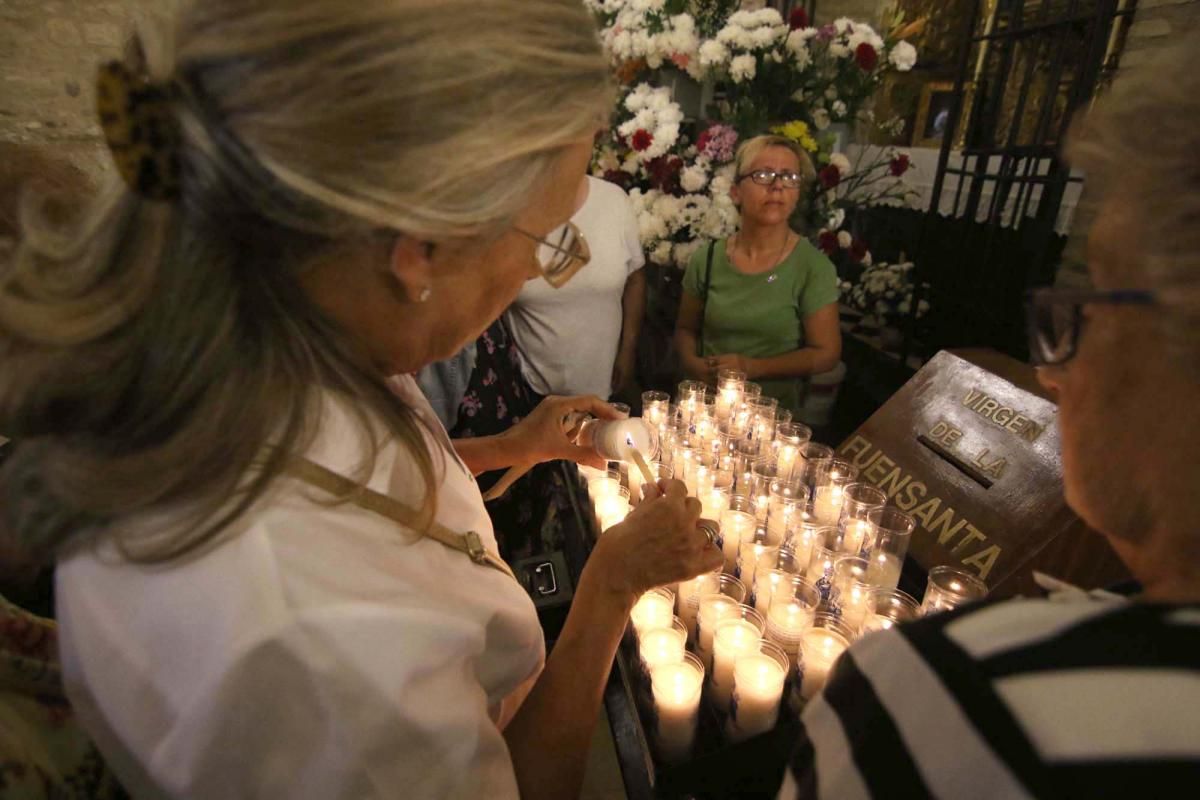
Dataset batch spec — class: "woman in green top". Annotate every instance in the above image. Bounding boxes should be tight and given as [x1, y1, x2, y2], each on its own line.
[674, 135, 842, 415]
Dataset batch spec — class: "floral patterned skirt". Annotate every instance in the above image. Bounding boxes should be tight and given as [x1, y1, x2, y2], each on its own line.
[449, 318, 574, 564]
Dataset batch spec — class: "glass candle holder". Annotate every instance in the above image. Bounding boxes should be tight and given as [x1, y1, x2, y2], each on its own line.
[651, 651, 705, 764]
[610, 402, 631, 419]
[727, 640, 790, 743]
[790, 522, 831, 572]
[805, 537, 840, 605]
[829, 556, 872, 634]
[765, 480, 807, 546]
[794, 613, 853, 703]
[676, 380, 708, 425]
[587, 475, 622, 506]
[577, 417, 661, 463]
[736, 529, 777, 586]
[684, 572, 745, 648]
[860, 589, 921, 636]
[715, 369, 746, 420]
[730, 440, 761, 498]
[695, 592, 752, 671]
[837, 483, 887, 555]
[700, 485, 730, 525]
[631, 586, 676, 639]
[595, 486, 631, 533]
[748, 461, 779, 523]
[675, 567, 721, 630]
[864, 507, 914, 591]
[775, 408, 793, 426]
[810, 458, 860, 527]
[639, 617, 687, 672]
[718, 509, 755, 575]
[752, 546, 805, 615]
[921, 566, 988, 616]
[641, 390, 671, 428]
[773, 422, 813, 481]
[764, 575, 820, 669]
[796, 443, 835, 511]
[709, 607, 766, 709]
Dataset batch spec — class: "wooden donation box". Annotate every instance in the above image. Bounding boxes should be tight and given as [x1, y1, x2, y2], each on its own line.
[838, 349, 1126, 598]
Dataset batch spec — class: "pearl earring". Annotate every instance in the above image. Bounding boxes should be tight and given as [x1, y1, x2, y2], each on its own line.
[418, 287, 432, 303]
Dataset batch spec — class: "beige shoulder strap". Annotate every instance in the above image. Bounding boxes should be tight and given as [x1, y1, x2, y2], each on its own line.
[286, 456, 517, 582]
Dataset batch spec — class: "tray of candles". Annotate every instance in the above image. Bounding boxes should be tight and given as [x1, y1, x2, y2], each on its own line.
[561, 372, 991, 798]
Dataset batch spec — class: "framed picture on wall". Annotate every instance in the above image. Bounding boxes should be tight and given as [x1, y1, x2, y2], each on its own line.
[912, 81, 961, 148]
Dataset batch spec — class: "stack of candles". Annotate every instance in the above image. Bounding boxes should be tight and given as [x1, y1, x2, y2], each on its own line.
[609, 384, 995, 754]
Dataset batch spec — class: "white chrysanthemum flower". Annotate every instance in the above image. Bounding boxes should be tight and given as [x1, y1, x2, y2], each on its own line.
[651, 240, 673, 264]
[827, 207, 846, 230]
[832, 100, 848, 119]
[861, 252, 873, 267]
[889, 41, 917, 72]
[699, 39, 730, 67]
[829, 43, 849, 58]
[674, 239, 704, 268]
[834, 17, 854, 34]
[730, 54, 757, 83]
[680, 164, 709, 193]
[836, 230, 852, 249]
[829, 152, 851, 175]
[824, 86, 838, 101]
[785, 31, 812, 68]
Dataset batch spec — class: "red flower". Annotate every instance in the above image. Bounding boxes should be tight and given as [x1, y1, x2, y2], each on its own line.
[818, 230, 839, 255]
[602, 169, 634, 192]
[818, 164, 841, 189]
[696, 128, 712, 153]
[631, 129, 654, 152]
[849, 240, 869, 263]
[647, 155, 683, 194]
[889, 153, 911, 176]
[855, 42, 879, 71]
[788, 8, 809, 30]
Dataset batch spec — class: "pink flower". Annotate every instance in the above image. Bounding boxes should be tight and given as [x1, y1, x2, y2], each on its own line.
[670, 53, 691, 70]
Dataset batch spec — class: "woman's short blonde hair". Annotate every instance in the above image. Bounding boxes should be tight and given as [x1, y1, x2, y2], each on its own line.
[733, 135, 817, 187]
[1067, 45, 1199, 368]
[0, 0, 610, 563]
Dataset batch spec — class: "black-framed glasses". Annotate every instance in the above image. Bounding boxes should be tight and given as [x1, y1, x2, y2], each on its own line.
[514, 221, 591, 288]
[1024, 287, 1157, 365]
[737, 169, 804, 189]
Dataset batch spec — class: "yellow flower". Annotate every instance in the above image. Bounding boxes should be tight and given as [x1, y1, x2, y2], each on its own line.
[770, 120, 818, 153]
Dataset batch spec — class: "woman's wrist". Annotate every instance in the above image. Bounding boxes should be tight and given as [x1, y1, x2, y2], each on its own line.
[579, 533, 639, 611]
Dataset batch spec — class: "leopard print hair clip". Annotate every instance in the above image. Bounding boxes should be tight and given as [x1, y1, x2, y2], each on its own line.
[96, 60, 182, 201]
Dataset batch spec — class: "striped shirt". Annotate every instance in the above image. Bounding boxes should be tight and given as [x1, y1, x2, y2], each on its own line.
[778, 595, 1200, 799]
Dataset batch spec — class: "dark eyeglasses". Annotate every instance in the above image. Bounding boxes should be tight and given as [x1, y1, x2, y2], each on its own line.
[1024, 287, 1157, 365]
[513, 221, 591, 288]
[737, 169, 804, 189]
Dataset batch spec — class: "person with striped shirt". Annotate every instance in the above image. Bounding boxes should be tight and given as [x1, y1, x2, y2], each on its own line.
[780, 45, 1200, 799]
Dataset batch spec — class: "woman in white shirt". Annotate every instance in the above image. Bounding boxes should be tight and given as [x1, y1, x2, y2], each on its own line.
[0, 3, 723, 799]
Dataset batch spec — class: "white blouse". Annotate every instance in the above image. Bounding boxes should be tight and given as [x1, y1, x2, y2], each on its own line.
[56, 376, 544, 799]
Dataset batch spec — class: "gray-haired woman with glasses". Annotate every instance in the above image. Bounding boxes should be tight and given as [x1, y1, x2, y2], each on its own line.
[778, 45, 1200, 799]
[0, 2, 724, 798]
[675, 134, 842, 416]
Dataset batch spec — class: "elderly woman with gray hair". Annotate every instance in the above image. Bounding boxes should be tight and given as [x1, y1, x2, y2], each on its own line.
[778, 46, 1200, 799]
[0, 2, 724, 798]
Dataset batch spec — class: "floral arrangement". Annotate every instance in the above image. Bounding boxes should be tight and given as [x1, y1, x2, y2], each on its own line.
[587, 1, 922, 283]
[840, 260, 930, 328]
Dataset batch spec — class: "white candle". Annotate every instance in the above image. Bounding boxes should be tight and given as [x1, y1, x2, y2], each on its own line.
[811, 484, 845, 527]
[728, 649, 788, 742]
[719, 510, 754, 574]
[839, 519, 874, 556]
[837, 581, 871, 633]
[806, 547, 837, 603]
[639, 625, 686, 670]
[700, 487, 730, 524]
[711, 619, 762, 709]
[696, 595, 739, 668]
[797, 627, 849, 701]
[766, 497, 799, 546]
[754, 568, 787, 616]
[588, 476, 621, 504]
[861, 613, 898, 635]
[596, 496, 630, 532]
[765, 600, 814, 668]
[866, 551, 903, 591]
[651, 655, 704, 763]
[631, 590, 675, 638]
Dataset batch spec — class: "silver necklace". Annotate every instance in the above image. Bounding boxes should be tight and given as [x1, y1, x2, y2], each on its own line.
[733, 231, 792, 281]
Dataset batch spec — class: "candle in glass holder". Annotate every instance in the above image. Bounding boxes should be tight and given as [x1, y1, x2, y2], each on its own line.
[714, 368, 746, 419]
[727, 640, 789, 743]
[710, 610, 765, 709]
[791, 523, 831, 572]
[921, 566, 987, 616]
[718, 510, 755, 574]
[629, 460, 673, 505]
[639, 617, 687, 670]
[752, 547, 804, 613]
[684, 572, 745, 647]
[766, 481, 806, 545]
[810, 458, 859, 526]
[700, 486, 730, 524]
[796, 442, 834, 491]
[864, 507, 914, 591]
[641, 390, 670, 427]
[773, 422, 812, 480]
[838, 517, 876, 558]
[596, 487, 631, 532]
[651, 652, 705, 763]
[795, 614, 852, 702]
[836, 483, 886, 547]
[676, 380, 707, 425]
[631, 587, 676, 638]
[676, 570, 719, 635]
[736, 531, 776, 587]
[587, 475, 621, 505]
[830, 556, 871, 633]
[764, 576, 820, 668]
[860, 589, 920, 636]
[806, 539, 839, 604]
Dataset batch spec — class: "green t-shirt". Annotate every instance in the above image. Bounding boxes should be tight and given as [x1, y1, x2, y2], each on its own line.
[682, 237, 839, 414]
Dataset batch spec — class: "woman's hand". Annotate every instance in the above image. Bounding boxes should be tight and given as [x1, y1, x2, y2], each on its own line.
[589, 479, 725, 600]
[611, 345, 637, 394]
[707, 353, 754, 382]
[506, 395, 622, 470]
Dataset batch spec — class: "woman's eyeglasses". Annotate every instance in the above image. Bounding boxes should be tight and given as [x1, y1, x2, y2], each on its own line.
[738, 169, 804, 189]
[514, 221, 591, 288]
[1024, 287, 1157, 365]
